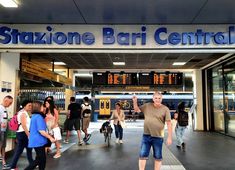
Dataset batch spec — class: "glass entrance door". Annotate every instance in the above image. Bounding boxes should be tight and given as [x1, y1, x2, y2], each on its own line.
[224, 61, 235, 136]
[212, 66, 225, 133]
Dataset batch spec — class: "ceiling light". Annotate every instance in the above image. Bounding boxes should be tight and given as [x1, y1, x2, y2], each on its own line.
[113, 62, 125, 66]
[51, 62, 66, 65]
[0, 0, 18, 8]
[75, 73, 92, 77]
[172, 62, 186, 66]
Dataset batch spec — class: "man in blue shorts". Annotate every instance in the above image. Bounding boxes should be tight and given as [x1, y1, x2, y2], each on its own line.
[133, 92, 172, 170]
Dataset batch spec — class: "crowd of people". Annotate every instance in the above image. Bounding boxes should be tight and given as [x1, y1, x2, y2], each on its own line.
[0, 92, 189, 170]
[0, 95, 92, 170]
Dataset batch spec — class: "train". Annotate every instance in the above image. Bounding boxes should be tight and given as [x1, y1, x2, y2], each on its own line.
[76, 93, 194, 118]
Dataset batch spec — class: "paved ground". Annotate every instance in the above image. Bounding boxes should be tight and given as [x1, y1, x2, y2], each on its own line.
[2, 120, 235, 170]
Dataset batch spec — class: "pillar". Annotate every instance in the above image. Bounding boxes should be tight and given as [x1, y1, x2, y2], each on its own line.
[0, 52, 20, 151]
[193, 69, 204, 130]
[64, 69, 75, 110]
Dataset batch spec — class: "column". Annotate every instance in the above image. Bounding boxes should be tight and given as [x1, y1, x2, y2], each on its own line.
[64, 69, 75, 110]
[193, 69, 204, 130]
[0, 52, 20, 151]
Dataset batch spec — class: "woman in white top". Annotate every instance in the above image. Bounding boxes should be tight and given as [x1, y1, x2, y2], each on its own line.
[110, 103, 125, 144]
[10, 100, 33, 169]
[45, 99, 61, 159]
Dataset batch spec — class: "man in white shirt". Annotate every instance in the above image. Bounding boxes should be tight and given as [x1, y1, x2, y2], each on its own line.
[0, 95, 13, 169]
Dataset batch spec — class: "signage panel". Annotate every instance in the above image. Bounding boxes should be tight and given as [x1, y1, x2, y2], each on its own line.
[1, 24, 235, 50]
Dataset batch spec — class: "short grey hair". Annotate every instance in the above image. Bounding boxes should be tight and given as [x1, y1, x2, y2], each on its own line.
[153, 91, 162, 97]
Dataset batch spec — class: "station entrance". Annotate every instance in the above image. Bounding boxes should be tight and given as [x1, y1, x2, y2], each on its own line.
[16, 51, 228, 133]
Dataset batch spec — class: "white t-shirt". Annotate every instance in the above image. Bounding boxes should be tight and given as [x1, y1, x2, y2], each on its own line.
[17, 109, 31, 132]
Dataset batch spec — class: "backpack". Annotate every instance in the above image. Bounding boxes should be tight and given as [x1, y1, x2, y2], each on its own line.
[177, 111, 188, 126]
[8, 112, 20, 131]
[82, 103, 91, 118]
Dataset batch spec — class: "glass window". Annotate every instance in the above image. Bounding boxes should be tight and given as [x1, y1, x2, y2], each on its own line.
[224, 61, 235, 136]
[212, 66, 225, 133]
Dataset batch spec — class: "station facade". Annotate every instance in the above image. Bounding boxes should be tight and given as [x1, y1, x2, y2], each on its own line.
[0, 24, 235, 150]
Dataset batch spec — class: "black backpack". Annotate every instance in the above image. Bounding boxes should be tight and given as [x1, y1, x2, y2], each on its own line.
[82, 103, 91, 118]
[178, 111, 188, 126]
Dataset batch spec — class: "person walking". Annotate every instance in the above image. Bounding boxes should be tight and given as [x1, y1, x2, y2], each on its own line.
[10, 100, 33, 170]
[109, 103, 125, 144]
[132, 92, 172, 170]
[174, 102, 189, 151]
[64, 97, 83, 145]
[81, 97, 92, 144]
[24, 101, 55, 170]
[0, 95, 13, 170]
[44, 100, 61, 158]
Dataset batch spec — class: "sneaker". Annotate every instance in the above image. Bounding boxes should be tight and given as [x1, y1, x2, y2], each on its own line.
[84, 134, 91, 142]
[63, 139, 69, 144]
[119, 140, 123, 144]
[2, 164, 10, 170]
[53, 153, 61, 159]
[79, 141, 83, 146]
[87, 134, 91, 140]
[116, 139, 119, 144]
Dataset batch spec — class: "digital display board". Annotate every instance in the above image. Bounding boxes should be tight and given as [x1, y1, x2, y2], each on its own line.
[93, 72, 138, 85]
[139, 72, 183, 85]
[107, 73, 137, 85]
[93, 72, 183, 85]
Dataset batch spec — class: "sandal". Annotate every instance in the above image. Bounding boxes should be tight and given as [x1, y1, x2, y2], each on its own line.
[53, 153, 61, 159]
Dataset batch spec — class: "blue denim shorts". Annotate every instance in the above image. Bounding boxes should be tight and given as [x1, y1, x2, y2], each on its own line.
[139, 134, 163, 160]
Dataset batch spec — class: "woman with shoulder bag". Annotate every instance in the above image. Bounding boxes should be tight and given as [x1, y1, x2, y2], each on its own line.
[44, 99, 61, 159]
[10, 100, 33, 170]
[109, 103, 125, 144]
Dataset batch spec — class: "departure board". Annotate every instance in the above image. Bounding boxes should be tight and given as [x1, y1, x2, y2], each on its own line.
[139, 72, 183, 85]
[107, 73, 137, 85]
[153, 73, 183, 85]
[93, 72, 182, 85]
[93, 72, 138, 85]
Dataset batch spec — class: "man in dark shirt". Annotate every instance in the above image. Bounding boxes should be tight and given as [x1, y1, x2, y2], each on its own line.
[64, 97, 83, 145]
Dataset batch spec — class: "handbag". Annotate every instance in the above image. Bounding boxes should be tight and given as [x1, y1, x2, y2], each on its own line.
[120, 121, 127, 128]
[52, 126, 62, 141]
